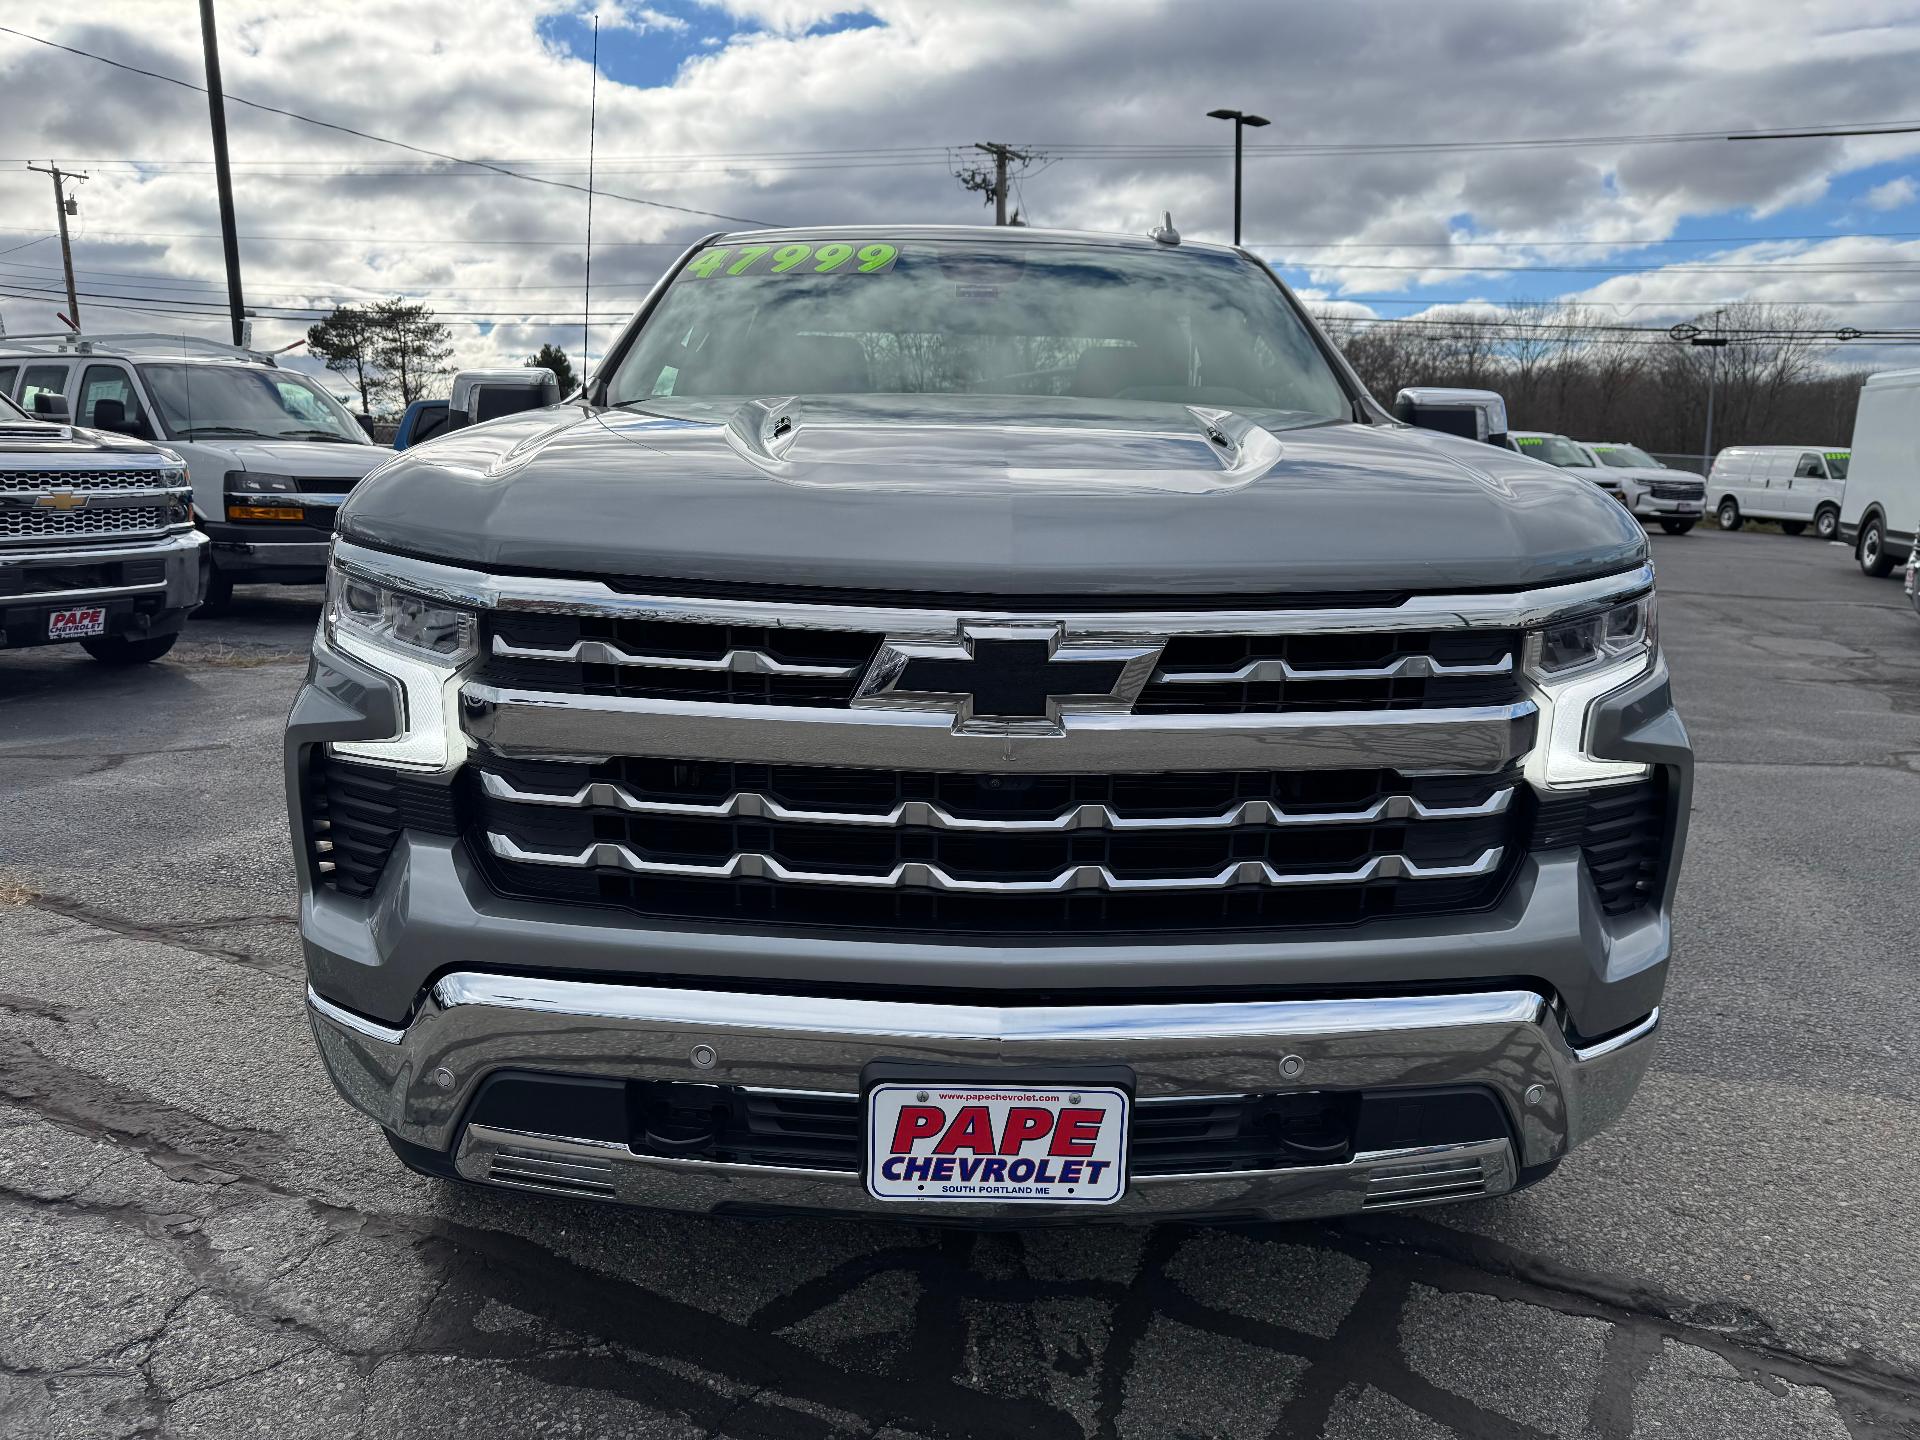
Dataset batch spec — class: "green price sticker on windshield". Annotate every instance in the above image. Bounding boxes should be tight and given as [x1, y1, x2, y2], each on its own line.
[685, 242, 899, 279]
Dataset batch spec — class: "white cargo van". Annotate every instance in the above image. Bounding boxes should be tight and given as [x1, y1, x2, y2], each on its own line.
[1706, 445, 1848, 538]
[1839, 369, 1920, 577]
[0, 331, 389, 608]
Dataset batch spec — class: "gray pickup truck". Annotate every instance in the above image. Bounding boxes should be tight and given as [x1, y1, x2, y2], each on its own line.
[288, 225, 1689, 1223]
[1, 390, 206, 662]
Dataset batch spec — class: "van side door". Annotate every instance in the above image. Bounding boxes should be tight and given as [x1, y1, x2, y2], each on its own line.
[1789, 452, 1826, 520]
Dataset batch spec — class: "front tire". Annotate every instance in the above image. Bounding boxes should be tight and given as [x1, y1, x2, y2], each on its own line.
[1781, 521, 1807, 536]
[1717, 498, 1743, 531]
[1815, 505, 1840, 541]
[80, 632, 179, 665]
[1659, 519, 1696, 535]
[197, 565, 234, 615]
[1859, 516, 1896, 577]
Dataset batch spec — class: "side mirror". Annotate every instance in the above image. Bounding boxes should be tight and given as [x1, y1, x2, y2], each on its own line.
[32, 391, 71, 422]
[448, 368, 563, 427]
[1393, 387, 1510, 447]
[356, 413, 376, 440]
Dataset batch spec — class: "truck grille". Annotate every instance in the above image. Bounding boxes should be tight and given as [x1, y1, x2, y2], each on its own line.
[1649, 479, 1704, 501]
[473, 756, 1524, 934]
[2, 466, 186, 492]
[480, 614, 1525, 715]
[0, 505, 174, 543]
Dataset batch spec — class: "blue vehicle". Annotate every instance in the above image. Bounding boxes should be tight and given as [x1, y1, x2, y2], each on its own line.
[392, 370, 564, 449]
[392, 399, 450, 450]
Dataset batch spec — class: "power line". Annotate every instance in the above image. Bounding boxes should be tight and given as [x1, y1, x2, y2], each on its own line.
[0, 24, 775, 227]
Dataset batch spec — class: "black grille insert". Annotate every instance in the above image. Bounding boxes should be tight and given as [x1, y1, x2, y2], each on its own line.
[1532, 777, 1666, 915]
[463, 1071, 1515, 1179]
[305, 754, 459, 897]
[473, 756, 1524, 936]
[1141, 629, 1524, 715]
[482, 612, 881, 706]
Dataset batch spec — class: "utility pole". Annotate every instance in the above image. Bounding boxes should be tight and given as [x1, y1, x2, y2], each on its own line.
[26, 164, 86, 330]
[198, 0, 247, 347]
[955, 143, 1037, 225]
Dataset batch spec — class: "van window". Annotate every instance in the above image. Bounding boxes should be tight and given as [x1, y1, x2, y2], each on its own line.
[1823, 451, 1849, 479]
[19, 364, 69, 415]
[1794, 452, 1825, 479]
[77, 365, 151, 436]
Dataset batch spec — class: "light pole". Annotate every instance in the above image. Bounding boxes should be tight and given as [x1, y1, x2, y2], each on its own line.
[1206, 108, 1269, 245]
[1670, 311, 1729, 473]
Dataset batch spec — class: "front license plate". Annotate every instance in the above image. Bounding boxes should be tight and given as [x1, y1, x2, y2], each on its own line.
[866, 1083, 1129, 1204]
[48, 607, 107, 640]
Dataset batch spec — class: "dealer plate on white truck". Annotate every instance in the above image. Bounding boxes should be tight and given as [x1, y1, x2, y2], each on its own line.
[48, 607, 107, 640]
[865, 1083, 1129, 1204]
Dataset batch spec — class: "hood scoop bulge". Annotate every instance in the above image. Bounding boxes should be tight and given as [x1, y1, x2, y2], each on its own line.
[723, 394, 1285, 496]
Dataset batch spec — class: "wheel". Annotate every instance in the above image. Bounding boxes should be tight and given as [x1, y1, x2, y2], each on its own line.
[1659, 519, 1696, 535]
[79, 631, 178, 665]
[1859, 516, 1897, 577]
[384, 1130, 465, 1181]
[1717, 498, 1743, 530]
[197, 565, 234, 615]
[1815, 505, 1840, 541]
[1780, 521, 1806, 536]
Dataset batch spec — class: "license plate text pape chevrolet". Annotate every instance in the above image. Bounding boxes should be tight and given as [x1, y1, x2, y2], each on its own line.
[865, 1083, 1129, 1204]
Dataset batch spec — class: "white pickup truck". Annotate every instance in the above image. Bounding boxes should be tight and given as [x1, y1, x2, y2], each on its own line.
[0, 390, 207, 663]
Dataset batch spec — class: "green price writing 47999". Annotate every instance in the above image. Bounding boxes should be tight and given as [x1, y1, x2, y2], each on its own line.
[685, 242, 899, 279]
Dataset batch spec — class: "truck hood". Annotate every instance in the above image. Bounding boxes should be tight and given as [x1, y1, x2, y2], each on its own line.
[216, 438, 387, 479]
[338, 395, 1648, 598]
[0, 418, 173, 459]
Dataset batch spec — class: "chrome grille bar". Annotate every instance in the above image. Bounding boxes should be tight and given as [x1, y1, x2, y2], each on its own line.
[487, 832, 1505, 893]
[337, 538, 1651, 638]
[1153, 653, 1514, 685]
[479, 770, 1514, 832]
[491, 634, 860, 678]
[461, 685, 1538, 775]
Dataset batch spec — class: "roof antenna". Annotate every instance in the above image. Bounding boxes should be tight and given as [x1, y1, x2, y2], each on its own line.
[1149, 211, 1181, 245]
[582, 13, 600, 396]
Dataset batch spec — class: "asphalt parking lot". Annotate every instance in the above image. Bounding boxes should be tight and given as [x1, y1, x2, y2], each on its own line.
[1, 526, 1917, 1440]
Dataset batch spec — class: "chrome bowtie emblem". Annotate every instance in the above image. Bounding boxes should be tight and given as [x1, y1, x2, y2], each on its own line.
[854, 624, 1165, 735]
[34, 491, 89, 511]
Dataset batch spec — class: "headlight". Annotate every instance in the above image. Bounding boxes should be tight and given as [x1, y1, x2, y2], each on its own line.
[1524, 592, 1657, 789]
[227, 471, 299, 493]
[323, 563, 476, 770]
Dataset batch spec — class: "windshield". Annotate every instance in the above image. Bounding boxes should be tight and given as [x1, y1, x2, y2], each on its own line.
[1594, 445, 1661, 469]
[1824, 450, 1850, 479]
[0, 392, 24, 421]
[138, 364, 367, 443]
[605, 237, 1352, 421]
[1515, 434, 1593, 468]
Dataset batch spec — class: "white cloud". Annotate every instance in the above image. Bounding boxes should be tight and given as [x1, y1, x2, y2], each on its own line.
[5, 0, 1920, 390]
[602, 4, 690, 33]
[1865, 175, 1917, 210]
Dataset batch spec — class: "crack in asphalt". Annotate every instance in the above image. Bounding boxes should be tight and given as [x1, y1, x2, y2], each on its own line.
[20, 892, 301, 982]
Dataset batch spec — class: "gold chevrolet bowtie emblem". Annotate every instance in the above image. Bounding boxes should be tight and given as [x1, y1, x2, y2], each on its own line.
[34, 491, 89, 511]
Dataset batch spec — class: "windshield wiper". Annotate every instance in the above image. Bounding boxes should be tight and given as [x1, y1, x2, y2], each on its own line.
[175, 425, 274, 439]
[277, 429, 359, 442]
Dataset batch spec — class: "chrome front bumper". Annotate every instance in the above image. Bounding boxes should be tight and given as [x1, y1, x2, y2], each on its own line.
[309, 974, 1659, 1222]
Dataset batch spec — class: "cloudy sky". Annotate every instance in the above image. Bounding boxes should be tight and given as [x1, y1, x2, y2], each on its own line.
[5, 0, 1920, 399]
